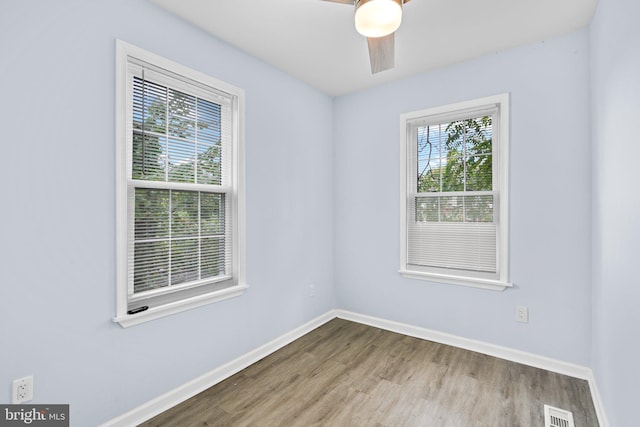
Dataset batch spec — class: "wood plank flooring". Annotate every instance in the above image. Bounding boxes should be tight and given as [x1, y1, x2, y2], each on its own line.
[140, 319, 599, 427]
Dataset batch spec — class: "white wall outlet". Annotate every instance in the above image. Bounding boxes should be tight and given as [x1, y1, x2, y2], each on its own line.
[12, 376, 33, 404]
[309, 284, 316, 297]
[516, 306, 529, 323]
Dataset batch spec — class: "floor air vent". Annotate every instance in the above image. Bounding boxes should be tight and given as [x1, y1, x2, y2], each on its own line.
[544, 404, 575, 427]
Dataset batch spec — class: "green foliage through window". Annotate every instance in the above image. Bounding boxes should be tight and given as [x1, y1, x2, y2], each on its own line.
[132, 77, 223, 185]
[416, 116, 493, 223]
[133, 189, 226, 294]
[131, 75, 227, 295]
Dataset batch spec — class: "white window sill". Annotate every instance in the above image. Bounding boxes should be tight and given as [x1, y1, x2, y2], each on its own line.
[399, 270, 512, 291]
[113, 284, 248, 328]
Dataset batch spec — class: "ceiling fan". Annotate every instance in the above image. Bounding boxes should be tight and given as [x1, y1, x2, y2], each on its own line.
[323, 0, 412, 74]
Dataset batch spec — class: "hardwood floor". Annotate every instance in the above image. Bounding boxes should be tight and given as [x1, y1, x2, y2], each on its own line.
[140, 319, 599, 427]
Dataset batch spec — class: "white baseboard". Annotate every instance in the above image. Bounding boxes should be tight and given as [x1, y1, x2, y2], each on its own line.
[585, 370, 610, 427]
[100, 310, 335, 427]
[102, 309, 609, 427]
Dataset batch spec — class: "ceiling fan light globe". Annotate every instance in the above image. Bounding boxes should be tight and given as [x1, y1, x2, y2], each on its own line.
[354, 0, 403, 38]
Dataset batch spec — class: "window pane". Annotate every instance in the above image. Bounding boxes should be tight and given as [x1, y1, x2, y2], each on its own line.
[465, 154, 492, 191]
[444, 120, 465, 153]
[441, 120, 466, 192]
[464, 195, 494, 223]
[134, 241, 169, 293]
[197, 145, 222, 185]
[133, 77, 167, 134]
[416, 195, 465, 222]
[197, 98, 221, 144]
[415, 196, 440, 222]
[439, 195, 464, 222]
[132, 189, 227, 294]
[171, 239, 199, 285]
[197, 98, 222, 185]
[135, 189, 170, 240]
[201, 237, 225, 278]
[417, 157, 441, 193]
[168, 89, 196, 140]
[169, 116, 195, 140]
[441, 152, 465, 192]
[167, 137, 195, 183]
[415, 194, 494, 224]
[132, 133, 166, 181]
[417, 116, 493, 194]
[201, 193, 225, 235]
[465, 116, 492, 155]
[171, 191, 199, 238]
[417, 124, 443, 192]
[132, 78, 227, 186]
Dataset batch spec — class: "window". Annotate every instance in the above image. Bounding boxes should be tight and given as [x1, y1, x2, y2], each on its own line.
[114, 40, 245, 327]
[399, 94, 510, 290]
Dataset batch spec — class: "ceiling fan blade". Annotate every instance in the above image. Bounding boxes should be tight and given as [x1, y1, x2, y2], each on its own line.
[367, 33, 394, 74]
[321, 0, 355, 4]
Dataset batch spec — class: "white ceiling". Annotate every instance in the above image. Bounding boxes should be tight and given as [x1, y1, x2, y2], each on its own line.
[151, 0, 598, 96]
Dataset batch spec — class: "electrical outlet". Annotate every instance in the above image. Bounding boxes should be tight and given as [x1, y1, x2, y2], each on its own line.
[309, 284, 316, 297]
[516, 306, 529, 323]
[12, 376, 33, 404]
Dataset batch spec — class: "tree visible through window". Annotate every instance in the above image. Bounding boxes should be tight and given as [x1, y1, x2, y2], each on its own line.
[415, 116, 493, 223]
[115, 40, 245, 327]
[400, 94, 510, 290]
[131, 77, 226, 294]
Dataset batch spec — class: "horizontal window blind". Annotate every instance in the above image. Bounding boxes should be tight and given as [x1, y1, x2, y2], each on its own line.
[129, 71, 232, 187]
[126, 65, 234, 304]
[414, 193, 494, 223]
[128, 189, 231, 297]
[115, 40, 246, 326]
[407, 113, 498, 276]
[407, 196, 497, 273]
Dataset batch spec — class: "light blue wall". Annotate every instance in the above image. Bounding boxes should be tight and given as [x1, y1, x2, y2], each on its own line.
[333, 30, 593, 365]
[590, 0, 640, 426]
[5, 0, 636, 424]
[0, 1, 334, 425]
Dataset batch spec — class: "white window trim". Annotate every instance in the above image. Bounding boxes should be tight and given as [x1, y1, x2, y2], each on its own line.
[399, 94, 512, 291]
[114, 40, 246, 327]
